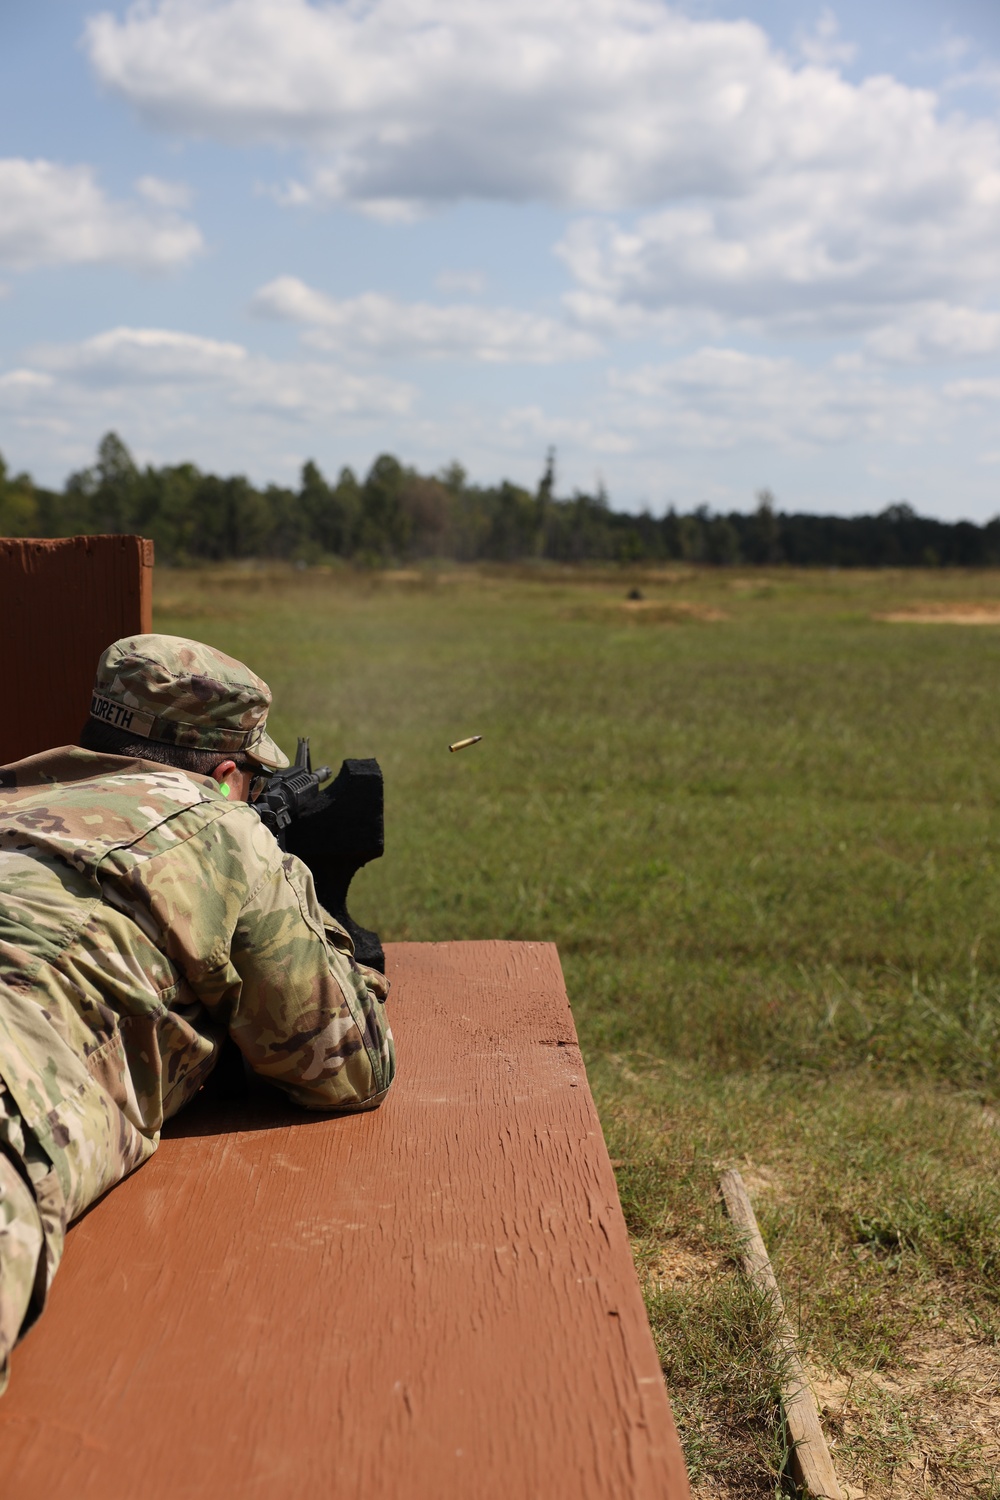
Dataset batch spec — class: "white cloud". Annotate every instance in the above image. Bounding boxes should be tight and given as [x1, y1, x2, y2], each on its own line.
[944, 377, 1000, 408]
[250, 275, 600, 362]
[556, 117, 1000, 326]
[606, 348, 946, 451]
[37, 327, 249, 383]
[932, 34, 975, 69]
[0, 369, 54, 394]
[6, 327, 1000, 516]
[0, 158, 202, 271]
[84, 1, 1000, 339]
[561, 288, 711, 343]
[796, 8, 856, 68]
[12, 326, 413, 425]
[864, 304, 1000, 364]
[83, 0, 979, 215]
[135, 174, 193, 209]
[0, 326, 416, 485]
[502, 404, 634, 454]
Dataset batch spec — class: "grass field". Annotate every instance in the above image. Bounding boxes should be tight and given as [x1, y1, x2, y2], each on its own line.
[156, 563, 1000, 1498]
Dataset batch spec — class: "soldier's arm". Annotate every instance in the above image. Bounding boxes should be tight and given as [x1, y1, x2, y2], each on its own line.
[223, 844, 396, 1111]
[128, 800, 394, 1112]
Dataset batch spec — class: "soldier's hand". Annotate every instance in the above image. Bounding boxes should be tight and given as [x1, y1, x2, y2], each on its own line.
[355, 961, 390, 1003]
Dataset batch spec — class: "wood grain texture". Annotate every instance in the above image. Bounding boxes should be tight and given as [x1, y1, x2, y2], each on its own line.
[719, 1169, 843, 1500]
[0, 941, 690, 1500]
[0, 534, 153, 764]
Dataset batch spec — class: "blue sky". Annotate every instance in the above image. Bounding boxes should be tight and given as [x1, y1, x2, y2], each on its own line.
[2, 1, 1000, 519]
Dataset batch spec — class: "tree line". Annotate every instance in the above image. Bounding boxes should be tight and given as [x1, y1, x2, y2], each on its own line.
[2, 431, 998, 568]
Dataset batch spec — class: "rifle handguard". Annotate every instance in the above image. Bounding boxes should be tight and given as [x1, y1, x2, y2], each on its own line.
[255, 764, 332, 837]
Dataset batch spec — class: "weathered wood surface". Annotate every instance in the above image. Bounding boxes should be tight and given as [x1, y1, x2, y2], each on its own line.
[0, 534, 153, 765]
[0, 941, 689, 1500]
[719, 1169, 843, 1500]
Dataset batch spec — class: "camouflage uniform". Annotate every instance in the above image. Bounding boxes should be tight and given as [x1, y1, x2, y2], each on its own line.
[0, 635, 394, 1388]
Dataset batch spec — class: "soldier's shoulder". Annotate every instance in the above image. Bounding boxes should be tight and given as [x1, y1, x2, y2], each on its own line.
[201, 800, 283, 878]
[0, 754, 233, 872]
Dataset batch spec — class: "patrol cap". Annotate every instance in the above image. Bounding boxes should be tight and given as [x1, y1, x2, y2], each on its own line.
[90, 634, 289, 771]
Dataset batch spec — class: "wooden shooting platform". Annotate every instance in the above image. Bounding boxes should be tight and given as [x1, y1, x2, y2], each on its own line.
[0, 941, 689, 1500]
[0, 534, 153, 764]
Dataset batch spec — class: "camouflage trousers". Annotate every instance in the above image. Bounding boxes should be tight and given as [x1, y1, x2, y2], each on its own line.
[0, 1083, 66, 1393]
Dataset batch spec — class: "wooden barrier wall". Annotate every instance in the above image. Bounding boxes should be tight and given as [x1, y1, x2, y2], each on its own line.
[0, 535, 153, 764]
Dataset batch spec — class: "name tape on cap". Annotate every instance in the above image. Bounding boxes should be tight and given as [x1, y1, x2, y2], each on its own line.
[90, 694, 156, 737]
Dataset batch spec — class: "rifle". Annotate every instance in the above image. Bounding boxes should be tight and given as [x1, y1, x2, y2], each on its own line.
[255, 737, 385, 973]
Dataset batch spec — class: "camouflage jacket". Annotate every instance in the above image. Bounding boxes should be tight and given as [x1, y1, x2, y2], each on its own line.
[0, 747, 395, 1236]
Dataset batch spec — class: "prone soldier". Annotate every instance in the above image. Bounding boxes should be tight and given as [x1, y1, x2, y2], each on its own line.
[0, 634, 395, 1390]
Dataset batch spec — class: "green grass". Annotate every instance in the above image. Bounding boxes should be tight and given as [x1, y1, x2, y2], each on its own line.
[156, 563, 1000, 1497]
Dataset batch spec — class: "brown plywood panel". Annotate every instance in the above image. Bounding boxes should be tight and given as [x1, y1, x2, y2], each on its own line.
[0, 535, 153, 764]
[0, 941, 689, 1500]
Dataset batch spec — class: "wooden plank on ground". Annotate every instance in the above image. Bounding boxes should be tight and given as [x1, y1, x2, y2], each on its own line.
[0, 534, 153, 764]
[720, 1169, 843, 1500]
[0, 940, 690, 1500]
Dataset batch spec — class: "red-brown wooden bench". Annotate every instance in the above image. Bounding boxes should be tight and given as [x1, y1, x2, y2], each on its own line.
[0, 940, 690, 1499]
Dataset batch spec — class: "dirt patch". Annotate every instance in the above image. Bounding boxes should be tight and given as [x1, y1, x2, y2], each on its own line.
[373, 568, 426, 583]
[712, 1157, 787, 1203]
[569, 598, 729, 625]
[876, 602, 1000, 625]
[645, 1239, 724, 1289]
[620, 599, 728, 622]
[738, 1162, 786, 1203]
[813, 1327, 1000, 1497]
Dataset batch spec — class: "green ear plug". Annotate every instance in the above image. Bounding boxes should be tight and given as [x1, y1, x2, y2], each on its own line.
[219, 783, 231, 798]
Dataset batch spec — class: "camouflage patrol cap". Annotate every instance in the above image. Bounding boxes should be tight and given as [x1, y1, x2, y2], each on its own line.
[90, 634, 289, 770]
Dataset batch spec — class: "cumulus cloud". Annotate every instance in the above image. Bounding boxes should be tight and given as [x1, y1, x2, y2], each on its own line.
[82, 0, 986, 214]
[501, 404, 635, 454]
[944, 377, 1000, 408]
[135, 174, 193, 209]
[250, 275, 600, 362]
[0, 369, 55, 395]
[0, 158, 202, 271]
[796, 8, 856, 68]
[16, 326, 412, 422]
[556, 126, 1000, 326]
[83, 1, 1000, 336]
[561, 288, 709, 344]
[863, 304, 1000, 364]
[92, 0, 791, 207]
[0, 326, 417, 485]
[442, 346, 1000, 510]
[37, 327, 248, 384]
[606, 348, 946, 451]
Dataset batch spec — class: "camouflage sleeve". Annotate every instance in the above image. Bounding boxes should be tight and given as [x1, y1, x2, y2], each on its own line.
[224, 848, 395, 1112]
